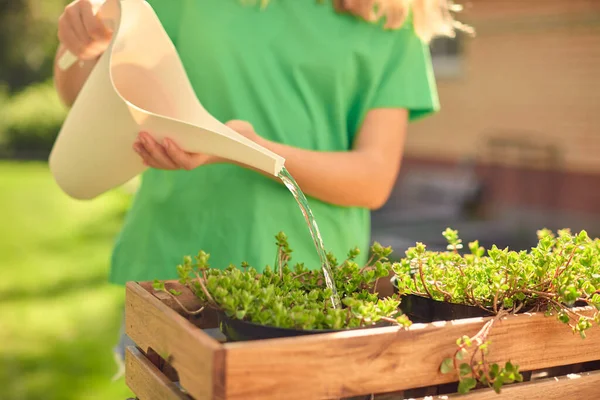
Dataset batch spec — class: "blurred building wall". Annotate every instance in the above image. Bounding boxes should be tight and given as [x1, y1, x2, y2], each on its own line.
[402, 0, 600, 213]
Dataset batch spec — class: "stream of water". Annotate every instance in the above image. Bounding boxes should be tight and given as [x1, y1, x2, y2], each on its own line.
[278, 167, 341, 309]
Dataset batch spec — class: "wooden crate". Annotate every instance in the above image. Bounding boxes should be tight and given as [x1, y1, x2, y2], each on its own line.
[124, 281, 600, 400]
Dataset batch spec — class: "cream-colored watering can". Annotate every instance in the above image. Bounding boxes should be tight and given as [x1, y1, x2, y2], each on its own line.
[50, 0, 285, 200]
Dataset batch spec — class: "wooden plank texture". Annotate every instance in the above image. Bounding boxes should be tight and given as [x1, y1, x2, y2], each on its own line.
[138, 281, 202, 314]
[429, 370, 600, 399]
[125, 282, 225, 400]
[125, 346, 190, 400]
[224, 310, 600, 400]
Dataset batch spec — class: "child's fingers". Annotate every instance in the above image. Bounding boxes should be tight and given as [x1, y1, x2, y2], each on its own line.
[137, 132, 178, 169]
[81, 1, 112, 41]
[64, 4, 92, 47]
[163, 139, 198, 171]
[133, 142, 155, 167]
[133, 141, 167, 169]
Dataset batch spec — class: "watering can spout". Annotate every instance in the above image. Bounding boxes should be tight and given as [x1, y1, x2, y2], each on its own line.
[50, 0, 285, 200]
[229, 137, 286, 177]
[203, 121, 286, 177]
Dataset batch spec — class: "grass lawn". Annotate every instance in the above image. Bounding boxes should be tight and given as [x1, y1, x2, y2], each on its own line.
[0, 161, 135, 400]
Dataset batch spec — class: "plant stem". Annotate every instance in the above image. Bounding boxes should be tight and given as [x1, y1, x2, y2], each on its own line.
[512, 302, 524, 314]
[293, 271, 310, 280]
[346, 307, 353, 325]
[365, 253, 376, 268]
[418, 258, 433, 299]
[548, 298, 592, 321]
[549, 246, 577, 291]
[359, 265, 373, 274]
[194, 271, 216, 306]
[465, 286, 488, 312]
[432, 280, 453, 301]
[379, 316, 402, 326]
[521, 289, 557, 297]
[492, 285, 500, 314]
[161, 288, 205, 315]
[456, 260, 466, 277]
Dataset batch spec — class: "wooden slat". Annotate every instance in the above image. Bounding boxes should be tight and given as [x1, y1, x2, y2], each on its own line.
[224, 309, 600, 400]
[137, 281, 220, 329]
[138, 281, 203, 314]
[427, 370, 600, 399]
[125, 346, 190, 400]
[125, 282, 226, 400]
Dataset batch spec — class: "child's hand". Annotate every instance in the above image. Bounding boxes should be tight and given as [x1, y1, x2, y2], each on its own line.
[133, 132, 218, 170]
[133, 120, 261, 171]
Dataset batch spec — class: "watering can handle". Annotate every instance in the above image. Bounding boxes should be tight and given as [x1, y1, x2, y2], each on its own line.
[57, 0, 119, 71]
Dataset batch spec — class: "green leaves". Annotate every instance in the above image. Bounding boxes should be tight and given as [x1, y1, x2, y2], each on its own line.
[576, 317, 593, 338]
[591, 293, 600, 310]
[154, 233, 411, 331]
[459, 363, 471, 377]
[490, 361, 523, 393]
[153, 227, 600, 398]
[195, 251, 210, 270]
[558, 312, 570, 324]
[443, 228, 463, 252]
[347, 247, 361, 260]
[440, 358, 454, 374]
[152, 279, 165, 292]
[492, 376, 504, 394]
[370, 242, 393, 262]
[457, 377, 477, 394]
[395, 315, 412, 327]
[391, 228, 600, 339]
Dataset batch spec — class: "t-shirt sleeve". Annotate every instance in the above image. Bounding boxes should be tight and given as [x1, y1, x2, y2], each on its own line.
[146, 0, 183, 45]
[370, 21, 441, 122]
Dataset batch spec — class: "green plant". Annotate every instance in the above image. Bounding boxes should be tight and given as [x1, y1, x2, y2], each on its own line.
[439, 318, 523, 394]
[154, 232, 411, 331]
[152, 228, 600, 396]
[393, 228, 600, 393]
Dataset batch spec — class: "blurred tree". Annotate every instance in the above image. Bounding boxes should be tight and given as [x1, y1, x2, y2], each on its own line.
[0, 0, 69, 93]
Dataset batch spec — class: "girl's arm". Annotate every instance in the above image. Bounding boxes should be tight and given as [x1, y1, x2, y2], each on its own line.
[54, 0, 113, 107]
[54, 44, 101, 107]
[135, 108, 408, 210]
[252, 108, 407, 210]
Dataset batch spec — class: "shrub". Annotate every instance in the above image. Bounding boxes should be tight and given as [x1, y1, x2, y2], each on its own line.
[0, 80, 67, 157]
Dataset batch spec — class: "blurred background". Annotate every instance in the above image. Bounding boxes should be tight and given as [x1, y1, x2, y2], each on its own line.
[1, 1, 135, 399]
[371, 0, 600, 254]
[0, 0, 598, 399]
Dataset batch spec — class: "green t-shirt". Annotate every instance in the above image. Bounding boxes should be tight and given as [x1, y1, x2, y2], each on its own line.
[109, 0, 439, 285]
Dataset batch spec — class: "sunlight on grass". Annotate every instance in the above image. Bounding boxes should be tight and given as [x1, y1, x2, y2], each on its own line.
[0, 161, 134, 400]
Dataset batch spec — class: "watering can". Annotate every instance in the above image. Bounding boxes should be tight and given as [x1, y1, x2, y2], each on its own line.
[50, 0, 285, 200]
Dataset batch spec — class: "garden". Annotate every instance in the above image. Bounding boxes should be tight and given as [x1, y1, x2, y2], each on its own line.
[0, 2, 138, 398]
[0, 161, 134, 400]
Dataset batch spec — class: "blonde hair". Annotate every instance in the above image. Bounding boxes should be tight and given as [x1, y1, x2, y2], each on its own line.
[247, 0, 473, 43]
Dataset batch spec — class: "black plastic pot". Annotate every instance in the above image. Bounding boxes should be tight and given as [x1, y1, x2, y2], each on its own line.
[217, 311, 390, 342]
[391, 276, 494, 323]
[217, 312, 336, 342]
[400, 292, 495, 323]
